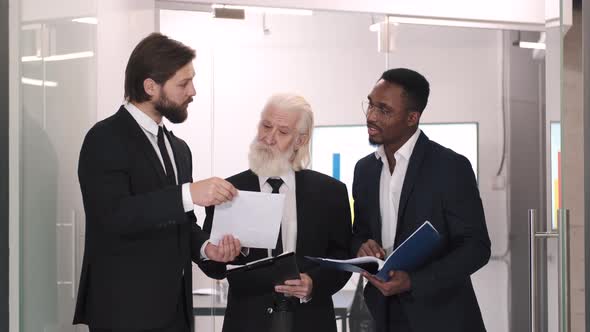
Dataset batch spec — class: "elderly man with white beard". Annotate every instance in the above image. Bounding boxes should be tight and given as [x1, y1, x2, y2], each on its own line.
[198, 93, 353, 332]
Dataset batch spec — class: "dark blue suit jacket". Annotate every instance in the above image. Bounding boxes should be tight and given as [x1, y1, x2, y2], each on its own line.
[351, 132, 490, 332]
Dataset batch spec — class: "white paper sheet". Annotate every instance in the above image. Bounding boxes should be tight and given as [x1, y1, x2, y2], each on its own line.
[209, 190, 285, 249]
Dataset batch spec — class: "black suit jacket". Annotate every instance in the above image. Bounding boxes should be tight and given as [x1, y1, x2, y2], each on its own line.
[73, 106, 209, 330]
[199, 169, 352, 332]
[351, 132, 491, 332]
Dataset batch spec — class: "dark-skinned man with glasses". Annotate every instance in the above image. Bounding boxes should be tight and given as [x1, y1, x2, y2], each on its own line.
[351, 68, 491, 332]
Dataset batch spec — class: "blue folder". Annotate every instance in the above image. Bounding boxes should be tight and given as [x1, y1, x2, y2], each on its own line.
[306, 221, 440, 281]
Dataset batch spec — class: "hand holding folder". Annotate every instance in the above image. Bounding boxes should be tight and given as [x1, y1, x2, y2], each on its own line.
[226, 252, 300, 296]
[306, 221, 440, 281]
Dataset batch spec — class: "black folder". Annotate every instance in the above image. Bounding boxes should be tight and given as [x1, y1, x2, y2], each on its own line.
[226, 252, 300, 296]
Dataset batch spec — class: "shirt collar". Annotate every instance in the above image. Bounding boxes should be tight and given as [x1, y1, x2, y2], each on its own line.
[260, 168, 296, 191]
[124, 101, 162, 136]
[375, 128, 421, 162]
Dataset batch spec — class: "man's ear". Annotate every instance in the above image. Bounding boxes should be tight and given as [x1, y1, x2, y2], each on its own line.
[407, 111, 421, 127]
[294, 133, 309, 150]
[143, 78, 159, 99]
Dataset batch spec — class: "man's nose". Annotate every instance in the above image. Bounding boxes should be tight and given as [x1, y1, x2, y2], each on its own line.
[366, 108, 378, 122]
[188, 82, 196, 97]
[262, 131, 276, 145]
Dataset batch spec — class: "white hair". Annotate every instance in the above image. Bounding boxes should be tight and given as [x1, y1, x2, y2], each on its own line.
[263, 93, 314, 171]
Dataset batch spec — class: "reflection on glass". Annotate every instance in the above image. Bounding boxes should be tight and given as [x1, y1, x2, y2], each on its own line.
[20, 18, 96, 332]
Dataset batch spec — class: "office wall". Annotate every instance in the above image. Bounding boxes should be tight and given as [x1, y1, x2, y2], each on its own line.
[96, 0, 156, 120]
[160, 9, 509, 331]
[21, 0, 96, 22]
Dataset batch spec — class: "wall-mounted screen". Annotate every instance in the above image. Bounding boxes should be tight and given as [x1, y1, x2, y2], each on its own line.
[311, 123, 479, 197]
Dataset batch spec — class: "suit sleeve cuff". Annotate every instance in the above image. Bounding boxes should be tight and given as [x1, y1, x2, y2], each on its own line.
[241, 247, 250, 256]
[181, 183, 194, 212]
[200, 239, 211, 260]
[300, 296, 312, 304]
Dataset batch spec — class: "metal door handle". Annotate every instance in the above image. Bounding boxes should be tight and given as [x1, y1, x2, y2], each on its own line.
[528, 208, 570, 332]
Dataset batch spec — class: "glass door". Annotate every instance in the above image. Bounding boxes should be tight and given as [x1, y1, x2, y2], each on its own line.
[529, 0, 569, 330]
[19, 14, 96, 332]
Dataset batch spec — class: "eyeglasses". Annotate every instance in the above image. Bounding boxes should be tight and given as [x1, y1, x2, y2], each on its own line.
[362, 100, 394, 118]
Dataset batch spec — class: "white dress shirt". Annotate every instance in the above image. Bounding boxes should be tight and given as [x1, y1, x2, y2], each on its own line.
[375, 128, 421, 253]
[258, 170, 311, 303]
[257, 170, 297, 257]
[124, 102, 207, 258]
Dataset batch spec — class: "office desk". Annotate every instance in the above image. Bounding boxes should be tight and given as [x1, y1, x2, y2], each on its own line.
[193, 290, 354, 332]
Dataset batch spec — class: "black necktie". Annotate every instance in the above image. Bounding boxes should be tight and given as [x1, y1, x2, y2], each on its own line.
[157, 126, 176, 186]
[267, 178, 284, 255]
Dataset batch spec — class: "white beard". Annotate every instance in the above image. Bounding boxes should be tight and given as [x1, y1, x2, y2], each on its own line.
[248, 139, 293, 177]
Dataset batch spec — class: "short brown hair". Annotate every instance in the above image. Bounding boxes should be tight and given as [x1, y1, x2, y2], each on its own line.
[124, 32, 196, 103]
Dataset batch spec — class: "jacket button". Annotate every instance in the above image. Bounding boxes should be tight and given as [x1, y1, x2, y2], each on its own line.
[266, 307, 273, 315]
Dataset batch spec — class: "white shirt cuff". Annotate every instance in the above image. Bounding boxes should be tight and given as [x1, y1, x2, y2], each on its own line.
[200, 240, 210, 260]
[181, 183, 194, 212]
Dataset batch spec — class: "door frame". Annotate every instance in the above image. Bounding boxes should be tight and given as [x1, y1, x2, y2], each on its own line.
[0, 0, 9, 330]
[584, 0, 590, 329]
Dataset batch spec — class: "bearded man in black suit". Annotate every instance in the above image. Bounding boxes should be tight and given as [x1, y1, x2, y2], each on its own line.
[200, 93, 352, 332]
[74, 33, 242, 332]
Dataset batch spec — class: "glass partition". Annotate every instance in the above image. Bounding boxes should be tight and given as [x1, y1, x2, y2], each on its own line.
[19, 14, 96, 332]
[159, 6, 508, 331]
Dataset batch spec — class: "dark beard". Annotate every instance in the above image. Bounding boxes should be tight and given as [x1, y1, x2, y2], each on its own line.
[154, 93, 189, 124]
[368, 138, 379, 147]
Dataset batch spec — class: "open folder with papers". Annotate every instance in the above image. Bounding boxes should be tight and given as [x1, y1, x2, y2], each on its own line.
[226, 252, 300, 296]
[306, 221, 440, 281]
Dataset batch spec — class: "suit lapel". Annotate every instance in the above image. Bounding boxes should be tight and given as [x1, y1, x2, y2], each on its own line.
[366, 155, 384, 245]
[117, 107, 168, 186]
[397, 132, 428, 227]
[240, 170, 261, 191]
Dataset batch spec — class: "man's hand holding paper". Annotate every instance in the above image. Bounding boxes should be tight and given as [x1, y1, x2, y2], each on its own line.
[204, 235, 242, 262]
